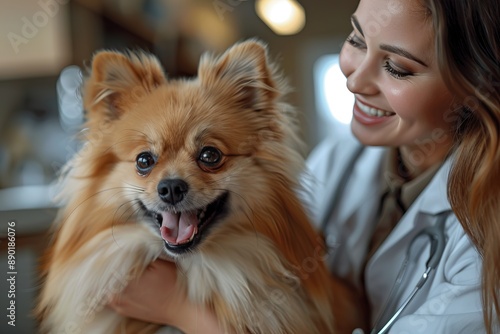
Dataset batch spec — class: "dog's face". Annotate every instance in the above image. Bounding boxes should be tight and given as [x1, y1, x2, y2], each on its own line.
[111, 82, 271, 257]
[82, 41, 300, 258]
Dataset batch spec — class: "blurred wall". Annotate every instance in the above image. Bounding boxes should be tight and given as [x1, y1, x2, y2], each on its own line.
[0, 0, 358, 191]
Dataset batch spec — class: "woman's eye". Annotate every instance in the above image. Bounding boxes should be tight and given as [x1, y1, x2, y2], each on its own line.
[136, 152, 155, 174]
[198, 146, 223, 168]
[346, 34, 366, 49]
[383, 61, 412, 79]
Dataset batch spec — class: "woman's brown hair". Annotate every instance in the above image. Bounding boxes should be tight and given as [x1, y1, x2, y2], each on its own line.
[424, 0, 500, 332]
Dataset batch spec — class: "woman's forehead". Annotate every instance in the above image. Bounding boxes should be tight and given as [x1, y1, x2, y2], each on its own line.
[354, 0, 435, 65]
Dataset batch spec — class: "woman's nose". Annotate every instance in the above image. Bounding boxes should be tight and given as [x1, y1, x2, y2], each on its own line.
[341, 51, 379, 96]
[346, 63, 379, 95]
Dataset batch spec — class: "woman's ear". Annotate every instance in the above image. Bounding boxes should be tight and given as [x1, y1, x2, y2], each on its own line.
[83, 50, 167, 122]
[198, 39, 283, 112]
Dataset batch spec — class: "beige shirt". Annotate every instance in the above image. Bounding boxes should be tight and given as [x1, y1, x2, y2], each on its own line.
[366, 148, 442, 259]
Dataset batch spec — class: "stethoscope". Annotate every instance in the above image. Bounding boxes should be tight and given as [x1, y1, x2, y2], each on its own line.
[319, 145, 448, 334]
[367, 212, 447, 334]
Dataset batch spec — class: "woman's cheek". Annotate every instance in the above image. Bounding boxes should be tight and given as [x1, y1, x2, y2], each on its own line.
[387, 87, 412, 116]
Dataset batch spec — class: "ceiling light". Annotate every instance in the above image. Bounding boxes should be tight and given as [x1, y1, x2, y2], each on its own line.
[255, 0, 305, 35]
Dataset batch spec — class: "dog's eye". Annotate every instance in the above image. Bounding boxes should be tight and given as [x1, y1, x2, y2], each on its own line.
[198, 146, 222, 168]
[136, 152, 155, 175]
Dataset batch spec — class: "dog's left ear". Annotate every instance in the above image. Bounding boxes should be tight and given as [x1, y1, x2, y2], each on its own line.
[198, 39, 282, 111]
[83, 50, 167, 122]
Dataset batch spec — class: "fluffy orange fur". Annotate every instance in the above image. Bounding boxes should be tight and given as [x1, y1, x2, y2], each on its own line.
[37, 40, 337, 334]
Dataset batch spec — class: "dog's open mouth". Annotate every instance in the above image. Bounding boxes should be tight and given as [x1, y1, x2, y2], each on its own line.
[143, 192, 228, 255]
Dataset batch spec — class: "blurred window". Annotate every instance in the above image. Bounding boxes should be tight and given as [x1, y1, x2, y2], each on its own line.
[314, 54, 354, 126]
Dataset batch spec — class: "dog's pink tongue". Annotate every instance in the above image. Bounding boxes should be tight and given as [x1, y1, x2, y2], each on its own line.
[160, 211, 198, 245]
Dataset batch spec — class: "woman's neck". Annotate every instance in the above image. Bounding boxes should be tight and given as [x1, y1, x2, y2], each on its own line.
[399, 140, 453, 179]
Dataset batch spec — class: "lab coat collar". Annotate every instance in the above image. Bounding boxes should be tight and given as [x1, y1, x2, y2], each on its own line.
[412, 156, 453, 215]
[367, 156, 453, 268]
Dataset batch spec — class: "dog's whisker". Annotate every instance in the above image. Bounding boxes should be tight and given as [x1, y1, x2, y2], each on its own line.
[61, 186, 141, 224]
[123, 182, 145, 192]
[113, 199, 139, 223]
[110, 202, 145, 247]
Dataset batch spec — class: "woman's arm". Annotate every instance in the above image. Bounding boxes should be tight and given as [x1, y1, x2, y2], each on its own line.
[108, 260, 226, 334]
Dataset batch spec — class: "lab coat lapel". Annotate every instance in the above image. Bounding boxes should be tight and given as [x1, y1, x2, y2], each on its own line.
[365, 158, 453, 318]
[319, 144, 385, 229]
[321, 145, 386, 282]
[316, 142, 364, 228]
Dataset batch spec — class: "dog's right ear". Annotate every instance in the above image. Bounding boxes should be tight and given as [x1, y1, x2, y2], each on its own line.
[83, 51, 166, 123]
[198, 39, 285, 113]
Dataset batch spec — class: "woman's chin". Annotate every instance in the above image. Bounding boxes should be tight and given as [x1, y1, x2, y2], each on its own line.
[350, 120, 393, 147]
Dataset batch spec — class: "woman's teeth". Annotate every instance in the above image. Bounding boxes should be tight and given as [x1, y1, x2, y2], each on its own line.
[357, 100, 395, 117]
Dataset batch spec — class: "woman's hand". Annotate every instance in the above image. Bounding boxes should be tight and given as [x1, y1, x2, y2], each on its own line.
[108, 259, 225, 333]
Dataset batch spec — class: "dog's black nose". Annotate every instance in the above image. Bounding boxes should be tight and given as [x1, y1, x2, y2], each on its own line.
[157, 179, 189, 205]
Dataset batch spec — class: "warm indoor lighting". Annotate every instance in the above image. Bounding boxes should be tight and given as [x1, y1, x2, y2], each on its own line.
[255, 0, 305, 35]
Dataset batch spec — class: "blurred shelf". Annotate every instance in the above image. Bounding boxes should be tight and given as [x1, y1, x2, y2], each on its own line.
[0, 184, 58, 237]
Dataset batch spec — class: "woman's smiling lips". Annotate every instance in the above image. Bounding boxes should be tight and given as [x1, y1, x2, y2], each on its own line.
[352, 99, 396, 125]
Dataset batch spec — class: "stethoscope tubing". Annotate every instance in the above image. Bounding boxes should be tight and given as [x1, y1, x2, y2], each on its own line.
[369, 213, 448, 334]
[373, 267, 433, 334]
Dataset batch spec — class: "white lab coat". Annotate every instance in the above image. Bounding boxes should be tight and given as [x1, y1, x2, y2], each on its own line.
[304, 131, 486, 333]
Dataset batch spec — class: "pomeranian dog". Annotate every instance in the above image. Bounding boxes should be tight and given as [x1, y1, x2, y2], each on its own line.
[37, 40, 336, 334]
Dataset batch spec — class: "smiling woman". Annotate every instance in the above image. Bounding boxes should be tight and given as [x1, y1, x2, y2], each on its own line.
[339, 1, 454, 175]
[309, 0, 499, 333]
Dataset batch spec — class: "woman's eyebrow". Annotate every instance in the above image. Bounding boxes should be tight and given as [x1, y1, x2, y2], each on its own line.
[380, 44, 428, 67]
[351, 15, 364, 36]
[351, 14, 428, 67]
